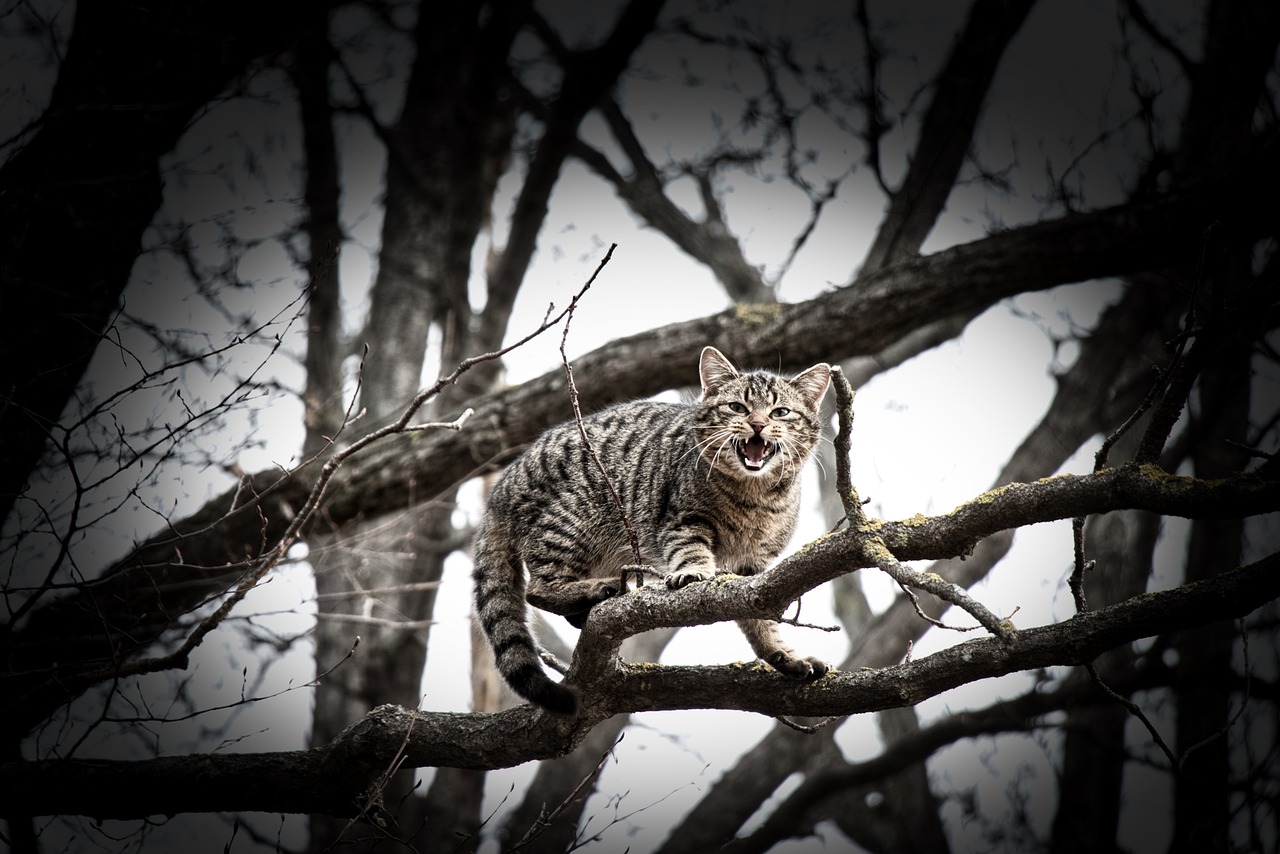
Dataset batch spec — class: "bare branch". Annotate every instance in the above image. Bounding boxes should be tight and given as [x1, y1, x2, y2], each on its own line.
[3, 550, 1274, 820]
[403, 408, 475, 434]
[509, 734, 624, 850]
[828, 365, 1013, 640]
[858, 0, 1038, 272]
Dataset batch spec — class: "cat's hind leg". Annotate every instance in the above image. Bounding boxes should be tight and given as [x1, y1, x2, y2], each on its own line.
[526, 568, 622, 628]
[736, 618, 828, 680]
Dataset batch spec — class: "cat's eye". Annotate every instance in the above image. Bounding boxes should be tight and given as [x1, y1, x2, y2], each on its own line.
[726, 402, 749, 414]
[772, 407, 791, 417]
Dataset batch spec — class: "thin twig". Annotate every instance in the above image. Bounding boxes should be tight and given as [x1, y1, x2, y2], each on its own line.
[331, 700, 424, 844]
[778, 597, 840, 632]
[773, 714, 841, 735]
[511, 734, 626, 850]
[829, 366, 1014, 641]
[313, 613, 435, 630]
[557, 244, 646, 591]
[539, 648, 572, 676]
[894, 579, 981, 633]
[403, 409, 475, 433]
[76, 248, 615, 688]
[873, 556, 1011, 639]
[1085, 661, 1177, 767]
[1223, 438, 1278, 461]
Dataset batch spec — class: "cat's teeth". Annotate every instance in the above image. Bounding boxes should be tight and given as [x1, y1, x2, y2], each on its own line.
[737, 436, 773, 470]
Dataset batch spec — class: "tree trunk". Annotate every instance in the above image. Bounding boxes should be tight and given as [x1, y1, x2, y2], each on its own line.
[293, 13, 347, 465]
[305, 6, 514, 845]
[0, 0, 333, 528]
[1170, 337, 1251, 853]
[1050, 508, 1162, 853]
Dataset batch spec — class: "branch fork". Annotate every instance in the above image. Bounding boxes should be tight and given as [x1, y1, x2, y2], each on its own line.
[827, 365, 1016, 642]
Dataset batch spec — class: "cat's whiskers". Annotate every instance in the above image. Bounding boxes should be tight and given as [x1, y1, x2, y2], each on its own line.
[768, 433, 799, 485]
[689, 427, 732, 455]
[776, 433, 797, 465]
[687, 427, 737, 482]
[706, 434, 737, 480]
[808, 447, 829, 480]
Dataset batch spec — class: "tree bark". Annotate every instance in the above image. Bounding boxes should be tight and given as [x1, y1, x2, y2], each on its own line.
[294, 20, 347, 463]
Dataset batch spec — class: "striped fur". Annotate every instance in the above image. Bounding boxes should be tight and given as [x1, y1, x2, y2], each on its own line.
[472, 346, 831, 714]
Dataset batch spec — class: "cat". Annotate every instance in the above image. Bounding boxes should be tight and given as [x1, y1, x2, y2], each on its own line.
[471, 346, 831, 714]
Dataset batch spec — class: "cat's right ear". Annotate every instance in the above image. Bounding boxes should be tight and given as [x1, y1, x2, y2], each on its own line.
[699, 346, 739, 396]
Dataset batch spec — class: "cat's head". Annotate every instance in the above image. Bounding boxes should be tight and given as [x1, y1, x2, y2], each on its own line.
[694, 346, 831, 482]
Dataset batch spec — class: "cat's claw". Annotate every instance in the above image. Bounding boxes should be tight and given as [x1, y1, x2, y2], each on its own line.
[767, 651, 829, 681]
[664, 567, 715, 589]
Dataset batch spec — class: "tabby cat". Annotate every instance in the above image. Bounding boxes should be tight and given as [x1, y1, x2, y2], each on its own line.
[472, 346, 831, 714]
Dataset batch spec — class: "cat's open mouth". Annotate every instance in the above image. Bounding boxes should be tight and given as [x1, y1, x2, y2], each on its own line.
[735, 434, 776, 471]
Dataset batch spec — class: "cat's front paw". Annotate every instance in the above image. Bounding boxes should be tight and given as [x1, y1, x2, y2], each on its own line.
[766, 651, 829, 681]
[664, 566, 715, 589]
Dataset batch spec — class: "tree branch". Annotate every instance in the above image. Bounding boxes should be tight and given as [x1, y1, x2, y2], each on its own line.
[479, 0, 666, 350]
[721, 665, 1176, 854]
[574, 96, 774, 302]
[858, 0, 1037, 271]
[2, 549, 1274, 820]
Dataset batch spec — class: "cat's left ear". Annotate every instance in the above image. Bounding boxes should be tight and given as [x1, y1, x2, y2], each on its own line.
[699, 346, 740, 396]
[789, 363, 832, 410]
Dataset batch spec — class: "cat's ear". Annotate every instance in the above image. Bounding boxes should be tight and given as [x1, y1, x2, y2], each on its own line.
[789, 363, 831, 410]
[699, 346, 739, 396]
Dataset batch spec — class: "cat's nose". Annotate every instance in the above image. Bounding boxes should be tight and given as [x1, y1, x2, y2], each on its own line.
[748, 415, 767, 433]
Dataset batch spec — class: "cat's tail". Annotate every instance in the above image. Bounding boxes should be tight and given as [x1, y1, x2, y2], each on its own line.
[471, 519, 579, 715]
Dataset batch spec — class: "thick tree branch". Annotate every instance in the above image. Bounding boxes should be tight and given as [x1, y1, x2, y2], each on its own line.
[2, 549, 1273, 820]
[722, 665, 1177, 854]
[860, 0, 1038, 271]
